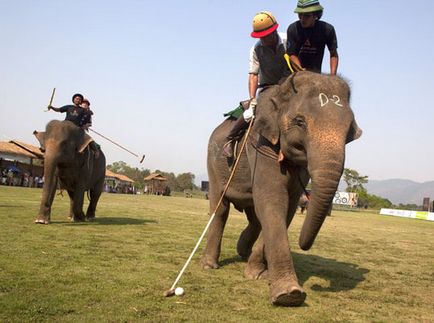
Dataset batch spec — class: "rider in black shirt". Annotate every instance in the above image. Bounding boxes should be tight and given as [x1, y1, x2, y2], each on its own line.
[286, 0, 338, 74]
[49, 93, 85, 127]
[48, 93, 100, 158]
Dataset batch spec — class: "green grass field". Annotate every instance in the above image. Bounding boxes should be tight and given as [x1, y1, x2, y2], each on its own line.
[1, 186, 433, 322]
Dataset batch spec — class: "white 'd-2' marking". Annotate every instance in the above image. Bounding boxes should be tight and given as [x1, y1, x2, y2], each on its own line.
[319, 93, 343, 107]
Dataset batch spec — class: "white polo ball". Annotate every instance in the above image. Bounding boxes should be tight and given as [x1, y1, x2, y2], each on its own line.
[175, 287, 185, 296]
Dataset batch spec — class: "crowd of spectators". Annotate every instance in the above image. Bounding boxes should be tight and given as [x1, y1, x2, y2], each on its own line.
[104, 183, 137, 194]
[0, 167, 44, 188]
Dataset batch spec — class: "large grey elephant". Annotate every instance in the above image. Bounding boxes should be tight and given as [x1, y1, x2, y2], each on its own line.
[202, 71, 362, 306]
[33, 120, 106, 224]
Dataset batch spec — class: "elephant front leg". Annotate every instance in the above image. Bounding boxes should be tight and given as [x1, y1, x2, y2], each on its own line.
[254, 185, 306, 306]
[70, 189, 86, 222]
[67, 190, 75, 220]
[35, 176, 57, 224]
[86, 187, 102, 221]
[200, 198, 230, 269]
[245, 192, 302, 280]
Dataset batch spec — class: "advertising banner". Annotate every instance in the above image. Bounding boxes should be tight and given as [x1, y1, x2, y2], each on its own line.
[333, 191, 358, 206]
[380, 209, 434, 222]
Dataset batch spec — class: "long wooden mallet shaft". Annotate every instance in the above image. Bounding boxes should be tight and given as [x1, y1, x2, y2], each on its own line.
[164, 118, 255, 297]
[89, 128, 145, 163]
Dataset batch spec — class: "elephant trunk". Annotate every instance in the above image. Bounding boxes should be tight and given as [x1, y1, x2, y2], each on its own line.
[299, 156, 344, 250]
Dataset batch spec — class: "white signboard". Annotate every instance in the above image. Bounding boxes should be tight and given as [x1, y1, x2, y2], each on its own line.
[333, 191, 358, 206]
[380, 209, 434, 222]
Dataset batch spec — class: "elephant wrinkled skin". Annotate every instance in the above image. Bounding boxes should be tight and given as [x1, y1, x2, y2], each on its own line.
[34, 120, 106, 224]
[202, 71, 362, 306]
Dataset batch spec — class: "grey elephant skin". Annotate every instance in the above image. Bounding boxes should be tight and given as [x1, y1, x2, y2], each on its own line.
[202, 71, 362, 307]
[34, 120, 106, 224]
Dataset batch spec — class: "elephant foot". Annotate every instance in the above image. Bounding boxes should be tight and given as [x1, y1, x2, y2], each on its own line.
[86, 215, 95, 222]
[34, 216, 50, 224]
[200, 255, 219, 269]
[244, 263, 267, 280]
[270, 281, 306, 307]
[71, 215, 86, 222]
[236, 240, 253, 260]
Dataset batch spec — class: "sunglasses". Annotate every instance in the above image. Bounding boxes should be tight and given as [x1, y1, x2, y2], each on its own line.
[298, 13, 314, 18]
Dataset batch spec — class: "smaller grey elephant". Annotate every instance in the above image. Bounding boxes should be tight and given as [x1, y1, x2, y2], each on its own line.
[34, 120, 106, 224]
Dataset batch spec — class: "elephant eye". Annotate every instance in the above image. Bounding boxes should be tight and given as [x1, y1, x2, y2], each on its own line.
[293, 117, 306, 129]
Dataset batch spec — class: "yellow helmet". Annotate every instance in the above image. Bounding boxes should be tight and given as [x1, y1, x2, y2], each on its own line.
[251, 11, 279, 38]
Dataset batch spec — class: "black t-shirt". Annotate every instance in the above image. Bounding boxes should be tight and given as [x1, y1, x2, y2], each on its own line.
[59, 105, 83, 126]
[80, 109, 93, 127]
[286, 20, 338, 73]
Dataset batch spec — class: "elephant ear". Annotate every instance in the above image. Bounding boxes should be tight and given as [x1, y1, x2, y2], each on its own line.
[33, 130, 46, 152]
[78, 133, 94, 153]
[346, 119, 363, 143]
[255, 89, 281, 145]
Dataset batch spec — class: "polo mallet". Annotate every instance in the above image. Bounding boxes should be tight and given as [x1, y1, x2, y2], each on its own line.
[284, 54, 303, 73]
[164, 117, 255, 297]
[44, 87, 56, 112]
[89, 128, 145, 163]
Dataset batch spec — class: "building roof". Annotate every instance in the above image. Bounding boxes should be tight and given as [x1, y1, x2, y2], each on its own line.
[105, 169, 117, 178]
[0, 141, 43, 159]
[10, 140, 44, 158]
[116, 173, 134, 183]
[144, 173, 167, 181]
[105, 169, 134, 183]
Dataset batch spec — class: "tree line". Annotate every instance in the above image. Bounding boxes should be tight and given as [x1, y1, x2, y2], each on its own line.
[343, 168, 421, 210]
[107, 161, 198, 192]
[343, 168, 392, 209]
[107, 161, 417, 210]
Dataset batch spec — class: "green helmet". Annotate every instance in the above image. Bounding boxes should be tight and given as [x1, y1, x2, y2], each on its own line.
[294, 0, 324, 14]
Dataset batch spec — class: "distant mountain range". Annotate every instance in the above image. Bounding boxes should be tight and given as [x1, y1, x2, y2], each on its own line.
[338, 179, 434, 205]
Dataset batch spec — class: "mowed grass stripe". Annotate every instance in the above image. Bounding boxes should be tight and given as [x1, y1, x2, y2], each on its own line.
[0, 186, 433, 322]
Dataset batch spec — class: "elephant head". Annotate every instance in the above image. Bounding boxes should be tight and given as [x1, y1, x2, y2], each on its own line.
[34, 121, 93, 160]
[255, 71, 362, 250]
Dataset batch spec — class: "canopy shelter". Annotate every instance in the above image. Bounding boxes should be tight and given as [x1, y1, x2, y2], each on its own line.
[0, 140, 44, 178]
[144, 173, 168, 195]
[104, 169, 135, 194]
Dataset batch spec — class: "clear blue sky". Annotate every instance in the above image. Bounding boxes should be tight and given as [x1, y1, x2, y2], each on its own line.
[1, 1, 433, 183]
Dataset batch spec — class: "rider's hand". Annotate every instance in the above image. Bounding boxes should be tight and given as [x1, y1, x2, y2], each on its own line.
[243, 107, 254, 122]
[243, 98, 257, 122]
